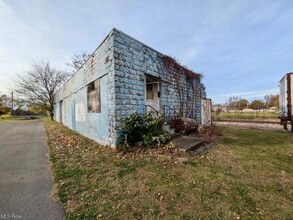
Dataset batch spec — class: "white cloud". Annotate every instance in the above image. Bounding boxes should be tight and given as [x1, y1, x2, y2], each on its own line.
[219, 89, 278, 97]
[0, 0, 292, 102]
[0, 1, 71, 93]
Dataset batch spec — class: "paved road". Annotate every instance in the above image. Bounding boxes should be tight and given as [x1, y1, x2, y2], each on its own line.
[0, 120, 64, 220]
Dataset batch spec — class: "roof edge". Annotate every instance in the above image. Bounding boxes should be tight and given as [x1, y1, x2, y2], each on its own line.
[56, 28, 116, 94]
[112, 28, 202, 78]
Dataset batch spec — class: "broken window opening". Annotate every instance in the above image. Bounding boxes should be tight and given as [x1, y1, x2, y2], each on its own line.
[87, 79, 101, 113]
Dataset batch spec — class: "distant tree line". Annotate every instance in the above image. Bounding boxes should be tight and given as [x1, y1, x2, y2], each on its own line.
[3, 52, 90, 120]
[213, 94, 279, 113]
[0, 94, 49, 116]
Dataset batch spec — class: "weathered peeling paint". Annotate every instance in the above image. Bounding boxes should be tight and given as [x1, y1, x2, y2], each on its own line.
[54, 28, 207, 147]
[112, 29, 206, 127]
[54, 30, 115, 146]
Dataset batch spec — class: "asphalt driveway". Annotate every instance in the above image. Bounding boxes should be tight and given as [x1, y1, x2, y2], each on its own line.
[0, 120, 64, 219]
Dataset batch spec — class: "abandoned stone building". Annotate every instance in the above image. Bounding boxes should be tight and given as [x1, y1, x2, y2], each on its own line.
[54, 28, 210, 147]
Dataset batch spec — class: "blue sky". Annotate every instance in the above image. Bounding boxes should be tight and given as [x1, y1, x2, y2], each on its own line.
[0, 0, 292, 103]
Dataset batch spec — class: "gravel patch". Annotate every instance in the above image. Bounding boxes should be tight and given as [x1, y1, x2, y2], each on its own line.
[214, 121, 292, 131]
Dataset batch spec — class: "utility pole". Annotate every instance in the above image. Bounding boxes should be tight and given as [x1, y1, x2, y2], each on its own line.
[11, 91, 13, 116]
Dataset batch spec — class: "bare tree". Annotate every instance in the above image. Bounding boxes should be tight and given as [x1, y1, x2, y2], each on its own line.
[264, 94, 279, 109]
[225, 97, 241, 110]
[13, 61, 69, 120]
[67, 52, 91, 73]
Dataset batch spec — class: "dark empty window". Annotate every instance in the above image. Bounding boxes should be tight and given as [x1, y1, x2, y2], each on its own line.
[146, 84, 154, 100]
[87, 79, 101, 112]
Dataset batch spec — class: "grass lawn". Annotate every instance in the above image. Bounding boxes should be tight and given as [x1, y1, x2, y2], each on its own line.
[44, 119, 293, 219]
[212, 111, 279, 120]
[0, 118, 6, 124]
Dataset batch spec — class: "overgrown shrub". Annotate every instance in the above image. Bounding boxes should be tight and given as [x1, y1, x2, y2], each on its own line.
[13, 108, 41, 116]
[0, 106, 10, 115]
[199, 125, 222, 143]
[117, 112, 170, 151]
[0, 114, 11, 119]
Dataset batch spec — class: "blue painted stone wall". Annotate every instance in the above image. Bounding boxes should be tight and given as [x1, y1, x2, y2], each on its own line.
[54, 31, 116, 147]
[112, 29, 206, 128]
[54, 28, 207, 147]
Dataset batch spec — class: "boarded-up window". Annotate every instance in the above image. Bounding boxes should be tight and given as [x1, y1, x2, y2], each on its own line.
[146, 84, 154, 100]
[87, 79, 101, 112]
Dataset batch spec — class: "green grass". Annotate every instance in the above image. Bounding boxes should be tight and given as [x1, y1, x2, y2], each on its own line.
[44, 119, 293, 219]
[213, 111, 279, 120]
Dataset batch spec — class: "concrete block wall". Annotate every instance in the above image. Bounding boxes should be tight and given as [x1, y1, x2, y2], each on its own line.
[112, 29, 206, 126]
[54, 30, 116, 146]
[54, 28, 207, 147]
